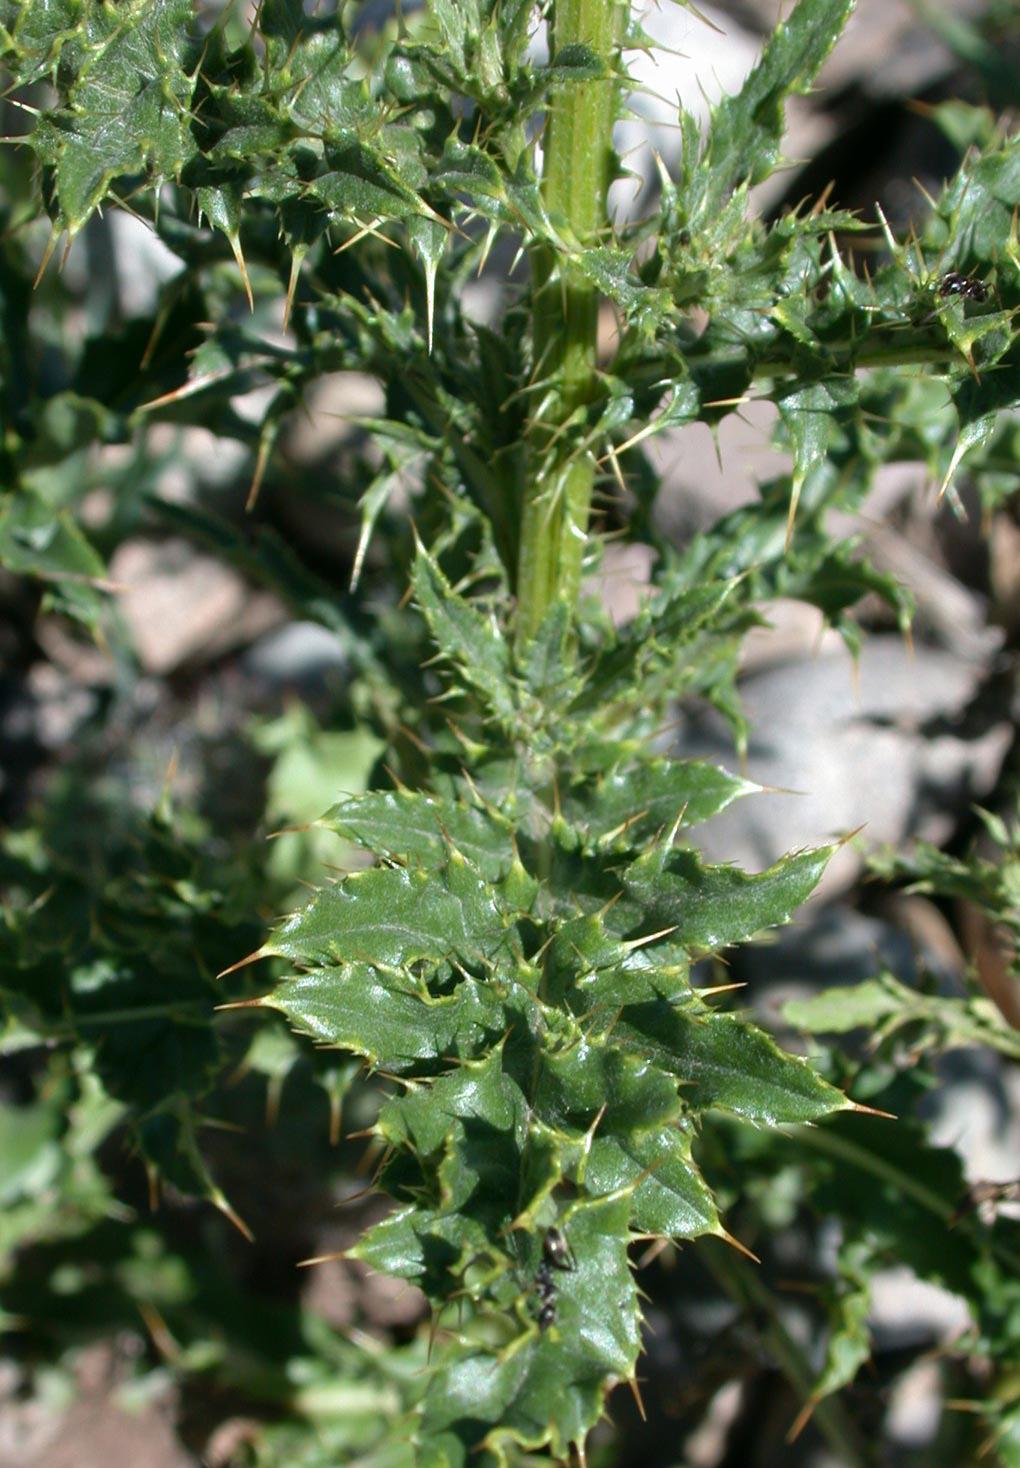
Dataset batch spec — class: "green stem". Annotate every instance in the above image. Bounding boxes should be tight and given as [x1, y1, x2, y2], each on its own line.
[624, 333, 971, 401]
[516, 0, 621, 645]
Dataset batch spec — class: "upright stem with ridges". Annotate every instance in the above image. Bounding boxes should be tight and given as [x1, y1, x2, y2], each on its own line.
[515, 0, 621, 647]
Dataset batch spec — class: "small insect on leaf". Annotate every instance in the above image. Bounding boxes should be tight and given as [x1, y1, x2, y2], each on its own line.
[543, 1225, 576, 1271]
[531, 1226, 576, 1329]
[535, 1261, 558, 1330]
[938, 271, 989, 302]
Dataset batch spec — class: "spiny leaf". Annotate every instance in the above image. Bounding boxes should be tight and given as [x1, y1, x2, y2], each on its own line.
[562, 757, 758, 844]
[776, 377, 860, 539]
[15, 0, 196, 237]
[417, 1193, 641, 1467]
[262, 859, 517, 972]
[621, 843, 834, 953]
[616, 1005, 849, 1125]
[585, 1126, 721, 1239]
[534, 1038, 685, 1136]
[381, 1048, 531, 1226]
[349, 1204, 479, 1291]
[138, 1105, 251, 1240]
[412, 544, 517, 722]
[574, 578, 738, 710]
[318, 790, 516, 884]
[377, 1045, 525, 1160]
[519, 598, 576, 703]
[264, 966, 507, 1072]
[408, 216, 450, 352]
[697, 0, 855, 213]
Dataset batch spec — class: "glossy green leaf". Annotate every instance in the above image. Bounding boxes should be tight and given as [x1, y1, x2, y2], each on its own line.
[318, 791, 515, 884]
[621, 843, 833, 952]
[563, 758, 758, 844]
[585, 1126, 721, 1239]
[616, 1006, 849, 1124]
[417, 1193, 641, 1466]
[264, 967, 506, 1071]
[534, 1038, 683, 1135]
[378, 1047, 526, 1162]
[385, 1051, 532, 1229]
[20, 0, 196, 234]
[262, 859, 513, 971]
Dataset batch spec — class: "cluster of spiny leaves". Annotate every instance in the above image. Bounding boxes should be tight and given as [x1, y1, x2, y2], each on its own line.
[3, 0, 1018, 633]
[229, 544, 852, 1463]
[3, 0, 1020, 1462]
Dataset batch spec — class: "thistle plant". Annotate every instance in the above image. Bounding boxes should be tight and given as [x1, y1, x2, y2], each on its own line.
[2, 0, 1020, 1463]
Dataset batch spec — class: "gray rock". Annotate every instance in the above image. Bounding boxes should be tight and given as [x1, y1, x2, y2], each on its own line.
[242, 620, 349, 691]
[926, 1050, 1020, 1186]
[867, 1268, 972, 1352]
[111, 538, 283, 675]
[676, 636, 1011, 900]
[735, 903, 918, 1020]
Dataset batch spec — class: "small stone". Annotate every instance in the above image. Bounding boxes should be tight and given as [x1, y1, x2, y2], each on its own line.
[111, 538, 282, 675]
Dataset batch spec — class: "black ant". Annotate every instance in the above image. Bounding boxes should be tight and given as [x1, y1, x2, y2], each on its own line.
[533, 1227, 575, 1332]
[535, 1265, 557, 1330]
[938, 271, 989, 303]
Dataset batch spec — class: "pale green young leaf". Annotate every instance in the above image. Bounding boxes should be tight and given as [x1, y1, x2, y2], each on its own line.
[783, 977, 909, 1034]
[783, 974, 1020, 1061]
